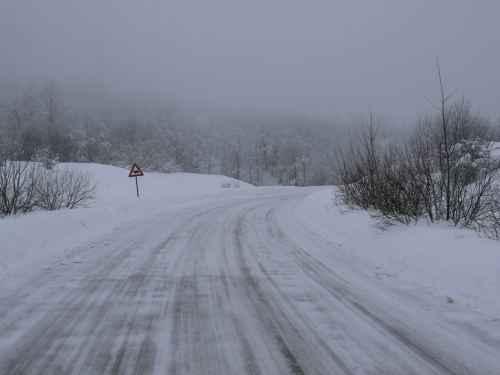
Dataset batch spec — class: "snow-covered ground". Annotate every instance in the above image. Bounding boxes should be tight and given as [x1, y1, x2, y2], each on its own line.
[0, 163, 262, 278]
[296, 189, 500, 319]
[1, 162, 499, 321]
[2, 162, 500, 373]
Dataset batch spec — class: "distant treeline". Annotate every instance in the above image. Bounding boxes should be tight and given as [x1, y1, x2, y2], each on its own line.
[0, 80, 353, 186]
[1, 80, 499, 188]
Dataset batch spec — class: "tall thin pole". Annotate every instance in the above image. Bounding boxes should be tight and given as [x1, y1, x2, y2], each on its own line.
[135, 176, 139, 197]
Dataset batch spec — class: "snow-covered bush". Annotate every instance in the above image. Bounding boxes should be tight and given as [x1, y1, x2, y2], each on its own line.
[34, 148, 59, 170]
[220, 180, 240, 188]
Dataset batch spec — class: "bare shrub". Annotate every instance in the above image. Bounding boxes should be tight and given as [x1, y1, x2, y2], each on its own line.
[335, 62, 500, 238]
[36, 171, 65, 211]
[36, 167, 98, 210]
[334, 108, 382, 212]
[335, 101, 500, 239]
[0, 159, 41, 216]
[0, 157, 97, 217]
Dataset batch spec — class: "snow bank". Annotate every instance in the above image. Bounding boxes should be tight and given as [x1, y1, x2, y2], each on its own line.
[0, 163, 265, 277]
[295, 188, 500, 318]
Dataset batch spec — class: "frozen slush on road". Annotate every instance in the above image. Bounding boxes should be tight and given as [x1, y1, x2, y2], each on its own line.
[1, 164, 499, 374]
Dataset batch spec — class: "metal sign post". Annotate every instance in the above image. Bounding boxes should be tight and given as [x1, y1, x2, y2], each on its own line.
[128, 163, 144, 197]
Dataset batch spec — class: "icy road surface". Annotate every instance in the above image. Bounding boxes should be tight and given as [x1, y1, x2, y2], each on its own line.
[1, 190, 499, 374]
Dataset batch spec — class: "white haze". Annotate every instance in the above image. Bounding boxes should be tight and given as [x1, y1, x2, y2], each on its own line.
[1, 0, 499, 121]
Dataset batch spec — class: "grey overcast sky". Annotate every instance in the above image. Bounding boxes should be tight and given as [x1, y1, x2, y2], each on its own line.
[1, 0, 499, 121]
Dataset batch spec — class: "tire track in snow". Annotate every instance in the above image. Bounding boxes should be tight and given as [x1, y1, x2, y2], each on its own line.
[261, 202, 455, 374]
[258, 197, 500, 374]
[2, 191, 500, 374]
[0, 205, 214, 374]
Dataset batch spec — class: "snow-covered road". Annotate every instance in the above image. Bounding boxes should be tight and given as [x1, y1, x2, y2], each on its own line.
[1, 190, 499, 374]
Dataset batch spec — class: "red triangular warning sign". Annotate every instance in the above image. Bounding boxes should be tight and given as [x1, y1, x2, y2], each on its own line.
[129, 163, 144, 177]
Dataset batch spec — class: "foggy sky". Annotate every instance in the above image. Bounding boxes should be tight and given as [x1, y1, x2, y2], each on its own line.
[1, 0, 499, 121]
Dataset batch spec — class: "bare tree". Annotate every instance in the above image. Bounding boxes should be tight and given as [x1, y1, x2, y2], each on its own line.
[41, 79, 65, 125]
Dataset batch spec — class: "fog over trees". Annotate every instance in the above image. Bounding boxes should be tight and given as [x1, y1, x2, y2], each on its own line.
[1, 77, 498, 189]
[0, 80, 351, 186]
[1, 1, 499, 188]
